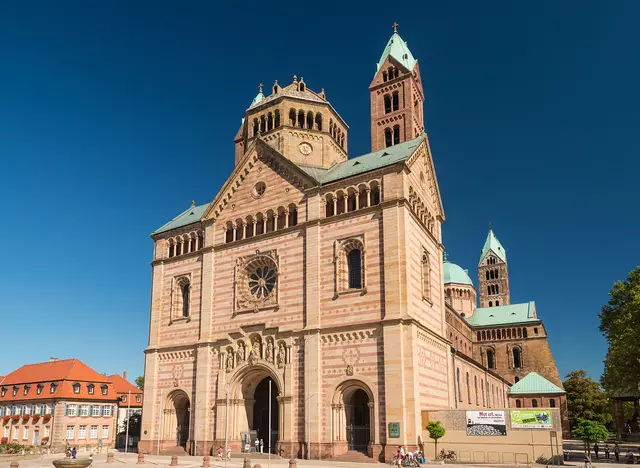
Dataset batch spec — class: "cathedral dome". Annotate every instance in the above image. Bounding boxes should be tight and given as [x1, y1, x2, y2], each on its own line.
[444, 261, 473, 286]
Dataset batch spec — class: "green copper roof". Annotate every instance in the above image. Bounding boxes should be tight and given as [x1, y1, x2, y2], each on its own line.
[509, 372, 565, 395]
[299, 134, 426, 184]
[376, 32, 417, 72]
[250, 90, 265, 108]
[153, 202, 210, 235]
[466, 302, 540, 327]
[443, 261, 474, 286]
[479, 229, 507, 265]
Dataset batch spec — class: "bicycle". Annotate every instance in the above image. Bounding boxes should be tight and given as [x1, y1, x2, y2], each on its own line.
[439, 449, 457, 462]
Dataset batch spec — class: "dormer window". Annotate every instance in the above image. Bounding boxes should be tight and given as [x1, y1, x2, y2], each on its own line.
[50, 382, 58, 394]
[87, 384, 94, 395]
[101, 385, 108, 396]
[1, 387, 6, 397]
[12, 386, 19, 397]
[136, 395, 141, 403]
[121, 394, 127, 403]
[23, 385, 30, 396]
[36, 384, 43, 395]
[72, 383, 81, 394]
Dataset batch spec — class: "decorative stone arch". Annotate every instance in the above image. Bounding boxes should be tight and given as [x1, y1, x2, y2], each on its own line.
[163, 389, 191, 448]
[334, 236, 366, 296]
[329, 378, 377, 457]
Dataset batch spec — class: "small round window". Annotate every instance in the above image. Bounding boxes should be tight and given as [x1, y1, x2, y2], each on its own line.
[253, 182, 266, 198]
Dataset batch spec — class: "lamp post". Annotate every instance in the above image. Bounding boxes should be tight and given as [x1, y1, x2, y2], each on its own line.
[157, 389, 164, 456]
[268, 379, 271, 468]
[224, 383, 229, 468]
[124, 390, 131, 454]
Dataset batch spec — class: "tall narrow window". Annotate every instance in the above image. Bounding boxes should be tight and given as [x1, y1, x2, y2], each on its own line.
[466, 373, 471, 404]
[181, 282, 190, 317]
[315, 113, 322, 131]
[385, 128, 392, 147]
[421, 251, 431, 301]
[474, 376, 479, 405]
[298, 110, 305, 128]
[513, 348, 521, 368]
[384, 95, 391, 114]
[347, 249, 362, 289]
[550, 399, 556, 408]
[532, 399, 538, 408]
[456, 368, 462, 402]
[393, 125, 400, 145]
[516, 399, 522, 408]
[289, 109, 296, 126]
[274, 110, 280, 127]
[392, 92, 399, 111]
[486, 349, 495, 369]
[481, 380, 485, 407]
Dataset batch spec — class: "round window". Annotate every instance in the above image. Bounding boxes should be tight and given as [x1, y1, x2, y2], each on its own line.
[248, 265, 277, 299]
[253, 182, 267, 198]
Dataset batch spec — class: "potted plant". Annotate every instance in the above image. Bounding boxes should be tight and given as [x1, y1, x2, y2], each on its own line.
[32, 414, 40, 423]
[2, 416, 9, 424]
[21, 414, 30, 422]
[11, 415, 20, 423]
[0, 437, 7, 444]
[41, 437, 49, 445]
[42, 414, 51, 422]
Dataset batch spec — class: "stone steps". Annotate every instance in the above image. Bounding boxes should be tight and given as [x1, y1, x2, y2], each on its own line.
[330, 450, 377, 463]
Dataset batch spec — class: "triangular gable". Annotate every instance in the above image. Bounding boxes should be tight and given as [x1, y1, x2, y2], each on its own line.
[369, 54, 415, 88]
[202, 138, 319, 222]
[509, 372, 565, 395]
[405, 135, 445, 221]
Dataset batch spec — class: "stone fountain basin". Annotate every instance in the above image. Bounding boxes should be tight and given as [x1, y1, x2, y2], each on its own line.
[52, 459, 93, 468]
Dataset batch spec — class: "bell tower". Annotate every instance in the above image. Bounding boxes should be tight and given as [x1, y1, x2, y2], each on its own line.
[369, 23, 425, 152]
[478, 229, 511, 308]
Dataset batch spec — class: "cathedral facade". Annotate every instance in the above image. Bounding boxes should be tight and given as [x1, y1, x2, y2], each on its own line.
[139, 28, 565, 461]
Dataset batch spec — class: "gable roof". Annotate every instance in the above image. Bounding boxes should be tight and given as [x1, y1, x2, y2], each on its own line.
[479, 229, 507, 265]
[107, 374, 142, 395]
[152, 202, 210, 235]
[299, 134, 426, 184]
[250, 80, 327, 109]
[377, 32, 417, 72]
[1, 359, 109, 385]
[466, 302, 540, 327]
[509, 372, 565, 395]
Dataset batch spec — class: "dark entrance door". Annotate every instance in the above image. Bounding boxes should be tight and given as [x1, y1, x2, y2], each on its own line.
[347, 389, 370, 452]
[176, 400, 190, 448]
[252, 377, 278, 453]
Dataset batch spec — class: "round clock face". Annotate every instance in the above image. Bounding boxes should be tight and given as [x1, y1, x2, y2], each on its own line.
[299, 142, 312, 156]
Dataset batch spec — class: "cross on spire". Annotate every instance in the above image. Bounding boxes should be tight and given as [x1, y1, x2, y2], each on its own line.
[258, 83, 263, 92]
[392, 21, 399, 33]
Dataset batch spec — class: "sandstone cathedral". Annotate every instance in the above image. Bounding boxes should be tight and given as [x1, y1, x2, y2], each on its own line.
[139, 27, 566, 461]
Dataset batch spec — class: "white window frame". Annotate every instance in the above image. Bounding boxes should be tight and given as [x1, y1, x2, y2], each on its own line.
[23, 426, 29, 441]
[12, 425, 19, 440]
[90, 425, 98, 439]
[3, 425, 9, 438]
[101, 425, 109, 439]
[66, 404, 77, 417]
[88, 384, 94, 395]
[44, 425, 50, 437]
[121, 395, 127, 403]
[66, 425, 75, 440]
[136, 395, 141, 403]
[91, 405, 101, 417]
[102, 405, 113, 417]
[73, 383, 80, 394]
[79, 405, 89, 417]
[78, 425, 87, 439]
[101, 385, 108, 395]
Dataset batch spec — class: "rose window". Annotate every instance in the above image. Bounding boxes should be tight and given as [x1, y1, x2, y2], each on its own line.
[248, 265, 276, 299]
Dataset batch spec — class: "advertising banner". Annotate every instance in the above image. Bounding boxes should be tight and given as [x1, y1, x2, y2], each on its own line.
[465, 410, 507, 436]
[510, 409, 553, 429]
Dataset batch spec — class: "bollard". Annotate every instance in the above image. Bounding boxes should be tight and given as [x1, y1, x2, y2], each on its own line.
[201, 455, 210, 468]
[243, 457, 252, 468]
[170, 455, 179, 466]
[10, 462, 18, 468]
[289, 458, 297, 468]
[137, 453, 145, 464]
[106, 453, 115, 464]
[253, 465, 263, 468]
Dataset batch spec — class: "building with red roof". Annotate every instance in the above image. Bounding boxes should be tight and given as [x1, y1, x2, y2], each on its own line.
[108, 372, 143, 449]
[0, 358, 122, 452]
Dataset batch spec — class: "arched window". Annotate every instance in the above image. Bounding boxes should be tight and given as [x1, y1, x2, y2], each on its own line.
[253, 119, 259, 136]
[393, 125, 400, 145]
[384, 95, 392, 114]
[392, 91, 399, 111]
[315, 113, 322, 131]
[481, 380, 485, 407]
[495, 284, 499, 294]
[385, 128, 392, 147]
[289, 109, 296, 126]
[288, 206, 298, 227]
[456, 368, 462, 402]
[347, 249, 363, 289]
[523, 328, 528, 338]
[496, 300, 500, 306]
[274, 110, 280, 127]
[388, 66, 395, 79]
[476, 332, 481, 341]
[260, 115, 266, 133]
[515, 399, 522, 408]
[515, 376, 520, 383]
[486, 271, 489, 280]
[466, 373, 471, 404]
[181, 282, 190, 317]
[168, 242, 175, 257]
[382, 71, 388, 82]
[266, 213, 275, 233]
[489, 301, 492, 307]
[421, 252, 431, 301]
[512, 348, 522, 369]
[225, 223, 233, 243]
[487, 285, 491, 295]
[550, 399, 556, 408]
[306, 111, 314, 130]
[486, 349, 495, 369]
[532, 399, 538, 408]
[174, 277, 190, 319]
[267, 113, 273, 131]
[298, 110, 305, 128]
[474, 376, 479, 405]
[325, 195, 335, 217]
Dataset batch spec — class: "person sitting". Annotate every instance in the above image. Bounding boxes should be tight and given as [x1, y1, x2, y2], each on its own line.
[625, 450, 634, 464]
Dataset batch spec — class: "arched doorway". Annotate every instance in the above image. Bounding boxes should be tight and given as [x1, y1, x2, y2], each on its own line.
[252, 377, 278, 453]
[165, 390, 190, 449]
[346, 389, 370, 452]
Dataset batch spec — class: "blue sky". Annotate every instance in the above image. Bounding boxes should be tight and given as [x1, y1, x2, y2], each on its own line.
[0, 0, 637, 383]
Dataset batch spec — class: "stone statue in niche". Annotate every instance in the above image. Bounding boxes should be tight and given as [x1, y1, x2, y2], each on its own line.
[277, 342, 286, 368]
[249, 337, 261, 365]
[266, 339, 274, 363]
[237, 341, 246, 363]
[346, 365, 354, 376]
[226, 352, 234, 372]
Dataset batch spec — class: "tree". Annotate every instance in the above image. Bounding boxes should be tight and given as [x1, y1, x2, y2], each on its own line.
[572, 419, 609, 460]
[599, 267, 640, 395]
[564, 370, 612, 427]
[135, 376, 144, 391]
[426, 421, 446, 457]
[120, 412, 141, 438]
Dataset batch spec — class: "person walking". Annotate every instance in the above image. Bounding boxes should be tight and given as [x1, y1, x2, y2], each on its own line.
[594, 443, 600, 459]
[260, 438, 264, 454]
[605, 443, 610, 460]
[614, 443, 620, 462]
[226, 445, 232, 460]
[217, 446, 223, 460]
[71, 447, 77, 459]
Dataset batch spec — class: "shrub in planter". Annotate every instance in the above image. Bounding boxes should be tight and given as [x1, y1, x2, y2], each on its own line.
[2, 416, 9, 424]
[0, 437, 7, 444]
[41, 437, 49, 445]
[42, 414, 51, 422]
[11, 415, 20, 423]
[21, 414, 30, 422]
[32, 414, 40, 423]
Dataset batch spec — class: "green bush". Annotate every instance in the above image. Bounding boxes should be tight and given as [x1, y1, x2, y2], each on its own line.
[0, 443, 36, 454]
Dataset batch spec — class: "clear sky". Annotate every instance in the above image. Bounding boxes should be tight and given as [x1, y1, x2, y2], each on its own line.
[1, 0, 637, 383]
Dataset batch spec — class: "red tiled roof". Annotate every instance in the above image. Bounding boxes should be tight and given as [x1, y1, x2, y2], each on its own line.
[108, 374, 143, 407]
[0, 359, 117, 403]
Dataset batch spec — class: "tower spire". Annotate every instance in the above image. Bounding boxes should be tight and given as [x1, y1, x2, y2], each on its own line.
[392, 21, 399, 33]
[477, 229, 511, 308]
